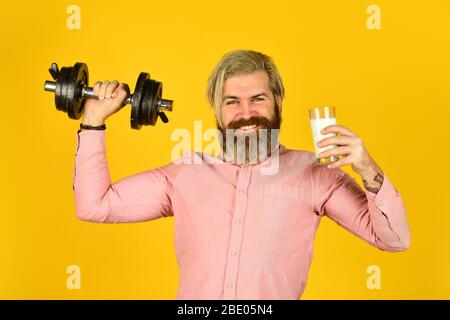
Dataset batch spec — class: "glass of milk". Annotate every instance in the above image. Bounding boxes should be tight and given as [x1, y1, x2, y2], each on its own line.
[309, 106, 341, 165]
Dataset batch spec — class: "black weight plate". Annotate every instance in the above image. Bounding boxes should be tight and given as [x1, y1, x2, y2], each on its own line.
[66, 66, 76, 119]
[131, 72, 150, 129]
[62, 67, 72, 114]
[138, 78, 147, 126]
[141, 78, 155, 126]
[55, 66, 70, 113]
[153, 82, 162, 125]
[68, 62, 88, 119]
[147, 80, 162, 126]
[140, 78, 160, 126]
[54, 68, 62, 111]
[78, 63, 89, 118]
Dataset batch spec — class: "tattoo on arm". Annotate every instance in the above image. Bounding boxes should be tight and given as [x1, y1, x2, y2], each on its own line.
[363, 172, 384, 194]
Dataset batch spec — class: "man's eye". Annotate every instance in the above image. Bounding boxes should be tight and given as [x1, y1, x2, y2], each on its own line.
[226, 100, 237, 105]
[253, 97, 264, 101]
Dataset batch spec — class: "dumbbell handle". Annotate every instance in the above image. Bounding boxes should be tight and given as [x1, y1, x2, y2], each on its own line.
[44, 80, 173, 112]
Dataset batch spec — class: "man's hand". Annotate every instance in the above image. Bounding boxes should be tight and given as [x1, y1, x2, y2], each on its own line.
[82, 80, 130, 126]
[316, 124, 384, 193]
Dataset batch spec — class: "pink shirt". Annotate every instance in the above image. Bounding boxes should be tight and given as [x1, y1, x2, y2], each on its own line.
[73, 130, 410, 300]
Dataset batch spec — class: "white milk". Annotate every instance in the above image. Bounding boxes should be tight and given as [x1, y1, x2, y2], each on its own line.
[310, 117, 337, 158]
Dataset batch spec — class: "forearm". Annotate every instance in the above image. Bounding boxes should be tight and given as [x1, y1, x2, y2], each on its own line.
[359, 161, 384, 194]
[322, 170, 411, 252]
[359, 161, 410, 250]
[364, 174, 411, 251]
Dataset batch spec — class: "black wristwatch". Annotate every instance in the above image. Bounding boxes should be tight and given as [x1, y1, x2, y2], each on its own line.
[80, 123, 106, 130]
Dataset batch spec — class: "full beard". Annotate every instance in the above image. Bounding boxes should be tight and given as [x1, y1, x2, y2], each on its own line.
[217, 105, 282, 164]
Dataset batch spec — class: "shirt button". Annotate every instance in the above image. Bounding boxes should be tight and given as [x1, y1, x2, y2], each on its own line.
[231, 251, 237, 256]
[235, 218, 241, 224]
[226, 283, 233, 288]
[378, 200, 384, 206]
[238, 189, 245, 195]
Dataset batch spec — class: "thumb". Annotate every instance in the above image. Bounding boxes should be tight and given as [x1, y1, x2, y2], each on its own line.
[112, 83, 130, 106]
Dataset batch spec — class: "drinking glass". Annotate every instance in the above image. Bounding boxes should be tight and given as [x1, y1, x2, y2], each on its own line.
[309, 106, 342, 165]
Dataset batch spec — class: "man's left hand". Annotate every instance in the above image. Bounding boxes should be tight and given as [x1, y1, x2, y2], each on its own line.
[316, 124, 380, 175]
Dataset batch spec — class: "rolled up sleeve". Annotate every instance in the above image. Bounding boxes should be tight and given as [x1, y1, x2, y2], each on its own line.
[313, 165, 411, 252]
[73, 130, 183, 223]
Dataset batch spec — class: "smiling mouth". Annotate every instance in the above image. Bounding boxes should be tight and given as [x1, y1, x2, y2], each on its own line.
[238, 124, 259, 132]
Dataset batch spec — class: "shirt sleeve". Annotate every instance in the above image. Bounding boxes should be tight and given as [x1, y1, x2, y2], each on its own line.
[312, 164, 411, 252]
[73, 130, 184, 223]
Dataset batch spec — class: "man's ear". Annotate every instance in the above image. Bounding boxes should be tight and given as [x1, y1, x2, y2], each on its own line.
[277, 97, 283, 113]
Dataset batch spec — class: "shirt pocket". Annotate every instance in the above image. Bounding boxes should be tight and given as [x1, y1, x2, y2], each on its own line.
[262, 183, 304, 233]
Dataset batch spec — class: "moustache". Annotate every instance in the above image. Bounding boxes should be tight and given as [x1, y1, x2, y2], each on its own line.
[226, 116, 272, 130]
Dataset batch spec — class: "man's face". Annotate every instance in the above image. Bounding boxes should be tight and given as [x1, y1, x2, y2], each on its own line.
[219, 70, 281, 131]
[217, 70, 282, 162]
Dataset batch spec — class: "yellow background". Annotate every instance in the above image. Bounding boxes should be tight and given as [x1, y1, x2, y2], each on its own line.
[1, 0, 449, 299]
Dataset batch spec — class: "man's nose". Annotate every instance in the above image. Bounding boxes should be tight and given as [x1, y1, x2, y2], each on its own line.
[238, 100, 256, 119]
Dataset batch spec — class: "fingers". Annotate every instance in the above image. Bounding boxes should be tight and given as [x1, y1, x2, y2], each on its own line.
[106, 83, 129, 108]
[96, 80, 121, 100]
[106, 80, 119, 99]
[92, 80, 128, 106]
[93, 81, 102, 96]
[321, 125, 357, 136]
[317, 135, 353, 148]
[326, 155, 352, 169]
[97, 80, 110, 100]
[319, 146, 352, 159]
[116, 83, 129, 100]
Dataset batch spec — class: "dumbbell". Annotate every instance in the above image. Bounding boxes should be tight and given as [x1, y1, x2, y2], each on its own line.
[43, 62, 173, 129]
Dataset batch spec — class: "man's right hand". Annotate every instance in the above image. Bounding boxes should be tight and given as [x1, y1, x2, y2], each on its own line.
[82, 80, 130, 126]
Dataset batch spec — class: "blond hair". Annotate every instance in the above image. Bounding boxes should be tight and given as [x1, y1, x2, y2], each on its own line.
[206, 50, 285, 127]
